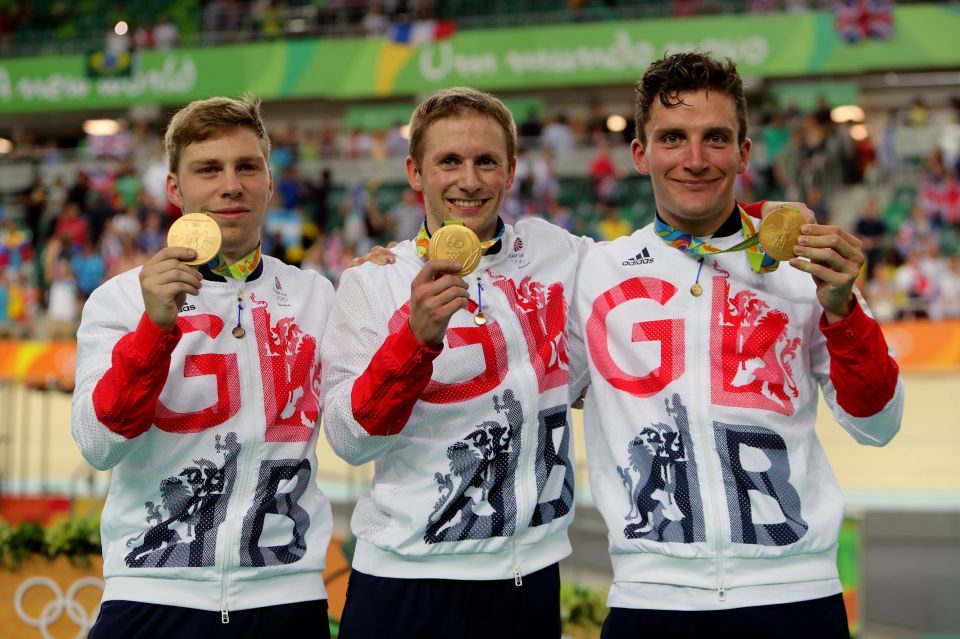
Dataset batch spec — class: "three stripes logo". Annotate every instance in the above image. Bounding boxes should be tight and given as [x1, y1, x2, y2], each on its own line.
[622, 247, 654, 266]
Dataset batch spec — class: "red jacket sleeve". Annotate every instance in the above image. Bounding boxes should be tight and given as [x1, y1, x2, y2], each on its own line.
[820, 300, 900, 417]
[741, 200, 767, 219]
[350, 320, 443, 436]
[92, 313, 181, 439]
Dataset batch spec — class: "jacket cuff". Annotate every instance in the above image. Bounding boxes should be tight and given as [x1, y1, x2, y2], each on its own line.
[820, 299, 900, 417]
[350, 320, 443, 437]
[394, 319, 444, 363]
[129, 312, 182, 368]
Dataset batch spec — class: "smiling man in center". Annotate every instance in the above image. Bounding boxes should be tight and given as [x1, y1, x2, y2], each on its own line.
[320, 87, 592, 638]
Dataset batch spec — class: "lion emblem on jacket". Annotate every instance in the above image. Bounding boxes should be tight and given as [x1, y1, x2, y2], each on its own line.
[617, 394, 698, 543]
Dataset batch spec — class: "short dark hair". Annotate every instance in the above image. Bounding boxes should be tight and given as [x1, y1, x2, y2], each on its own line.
[634, 51, 747, 147]
[165, 93, 270, 174]
[408, 86, 517, 171]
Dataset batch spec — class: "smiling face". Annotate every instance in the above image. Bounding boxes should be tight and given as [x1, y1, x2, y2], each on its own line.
[406, 111, 516, 243]
[632, 89, 751, 237]
[166, 126, 273, 262]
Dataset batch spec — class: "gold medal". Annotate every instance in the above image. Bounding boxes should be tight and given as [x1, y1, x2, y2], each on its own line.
[429, 224, 482, 277]
[232, 326, 245, 339]
[167, 212, 222, 266]
[690, 283, 703, 297]
[758, 206, 805, 262]
[474, 311, 487, 326]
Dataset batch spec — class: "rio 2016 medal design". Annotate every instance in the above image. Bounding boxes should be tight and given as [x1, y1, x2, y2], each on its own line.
[429, 224, 482, 277]
[758, 206, 805, 262]
[167, 213, 222, 266]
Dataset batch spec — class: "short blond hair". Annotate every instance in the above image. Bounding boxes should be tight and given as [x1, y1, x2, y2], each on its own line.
[408, 87, 517, 171]
[164, 93, 270, 174]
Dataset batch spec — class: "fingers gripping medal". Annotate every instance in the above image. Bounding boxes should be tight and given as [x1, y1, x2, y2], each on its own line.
[429, 224, 482, 277]
[428, 223, 485, 324]
[758, 206, 805, 262]
[167, 212, 222, 266]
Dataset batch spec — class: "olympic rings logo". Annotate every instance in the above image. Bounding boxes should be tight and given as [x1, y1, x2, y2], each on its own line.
[14, 575, 104, 639]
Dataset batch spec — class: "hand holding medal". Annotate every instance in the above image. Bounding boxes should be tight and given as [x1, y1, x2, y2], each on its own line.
[428, 223, 487, 325]
[138, 213, 217, 332]
[166, 212, 222, 266]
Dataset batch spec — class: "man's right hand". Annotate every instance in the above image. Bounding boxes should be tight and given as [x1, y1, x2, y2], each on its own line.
[408, 259, 469, 347]
[139, 247, 203, 332]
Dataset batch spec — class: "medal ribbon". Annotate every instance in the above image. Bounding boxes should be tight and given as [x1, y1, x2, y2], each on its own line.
[654, 204, 779, 274]
[414, 219, 504, 259]
[208, 245, 262, 280]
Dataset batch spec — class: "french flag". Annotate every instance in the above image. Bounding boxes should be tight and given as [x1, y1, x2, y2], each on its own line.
[835, 0, 895, 43]
[389, 19, 456, 45]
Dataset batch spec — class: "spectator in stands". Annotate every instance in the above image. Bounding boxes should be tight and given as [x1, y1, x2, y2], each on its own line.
[362, 3, 391, 36]
[761, 108, 791, 194]
[531, 148, 560, 215]
[256, 0, 285, 38]
[806, 183, 829, 224]
[385, 120, 409, 157]
[0, 270, 11, 328]
[864, 260, 897, 323]
[132, 21, 154, 50]
[385, 188, 423, 243]
[46, 257, 80, 339]
[896, 203, 938, 260]
[544, 197, 574, 233]
[153, 14, 179, 50]
[518, 108, 544, 149]
[586, 99, 612, 143]
[542, 112, 575, 156]
[66, 171, 91, 214]
[137, 211, 166, 255]
[19, 174, 46, 249]
[278, 164, 306, 212]
[112, 205, 142, 242]
[106, 234, 145, 279]
[310, 168, 333, 234]
[907, 96, 930, 127]
[595, 200, 630, 240]
[936, 253, 960, 319]
[919, 148, 959, 226]
[114, 160, 142, 210]
[854, 197, 888, 271]
[53, 201, 89, 249]
[70, 239, 106, 300]
[894, 246, 934, 319]
[588, 138, 621, 204]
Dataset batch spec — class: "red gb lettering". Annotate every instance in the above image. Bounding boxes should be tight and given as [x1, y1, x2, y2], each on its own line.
[154, 314, 241, 433]
[490, 276, 569, 393]
[388, 302, 508, 404]
[251, 303, 321, 443]
[586, 277, 684, 397]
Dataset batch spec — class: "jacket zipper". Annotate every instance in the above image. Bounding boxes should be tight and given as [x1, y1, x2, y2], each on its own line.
[219, 283, 259, 622]
[690, 271, 727, 601]
[481, 273, 535, 587]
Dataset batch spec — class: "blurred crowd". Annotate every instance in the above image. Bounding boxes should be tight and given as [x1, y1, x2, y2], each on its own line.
[0, 0, 877, 58]
[1, 89, 959, 339]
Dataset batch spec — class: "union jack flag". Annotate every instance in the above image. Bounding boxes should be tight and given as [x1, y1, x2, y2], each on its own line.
[835, 0, 895, 43]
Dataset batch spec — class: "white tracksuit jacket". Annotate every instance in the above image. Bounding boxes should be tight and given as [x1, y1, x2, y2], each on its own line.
[320, 218, 590, 582]
[72, 256, 335, 619]
[576, 222, 904, 610]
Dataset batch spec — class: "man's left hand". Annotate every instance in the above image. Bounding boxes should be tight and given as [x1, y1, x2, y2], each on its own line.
[788, 224, 865, 323]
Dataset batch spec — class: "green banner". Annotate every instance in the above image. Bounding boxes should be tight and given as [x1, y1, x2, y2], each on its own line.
[0, 4, 957, 114]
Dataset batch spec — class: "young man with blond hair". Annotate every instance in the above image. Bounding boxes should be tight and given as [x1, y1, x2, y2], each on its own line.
[73, 95, 336, 637]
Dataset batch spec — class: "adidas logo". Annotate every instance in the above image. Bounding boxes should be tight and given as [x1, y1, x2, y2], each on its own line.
[622, 247, 654, 266]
